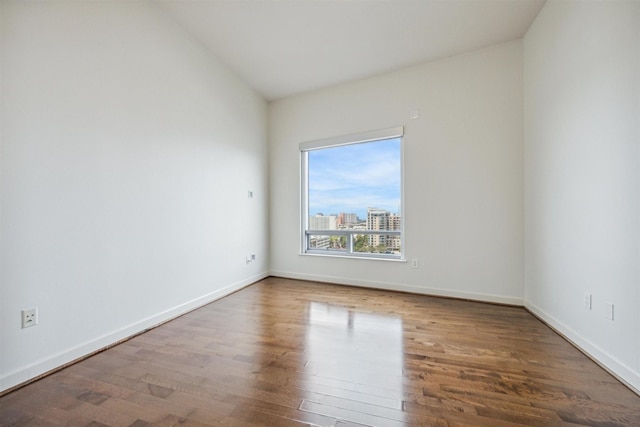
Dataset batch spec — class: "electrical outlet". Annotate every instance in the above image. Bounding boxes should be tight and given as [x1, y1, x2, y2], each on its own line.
[604, 302, 614, 321]
[583, 292, 592, 310]
[246, 254, 256, 263]
[248, 190, 253, 198]
[411, 259, 419, 269]
[22, 308, 38, 329]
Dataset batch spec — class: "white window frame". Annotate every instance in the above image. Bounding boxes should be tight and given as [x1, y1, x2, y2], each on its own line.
[299, 126, 405, 260]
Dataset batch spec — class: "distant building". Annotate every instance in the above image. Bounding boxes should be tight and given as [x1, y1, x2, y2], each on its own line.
[309, 214, 337, 230]
[367, 208, 401, 250]
[309, 235, 330, 249]
[389, 213, 402, 250]
[338, 212, 358, 226]
[367, 208, 390, 247]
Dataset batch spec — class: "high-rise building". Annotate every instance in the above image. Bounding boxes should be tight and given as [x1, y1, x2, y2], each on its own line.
[367, 208, 390, 247]
[389, 213, 402, 250]
[366, 208, 401, 250]
[338, 212, 358, 225]
[309, 214, 337, 230]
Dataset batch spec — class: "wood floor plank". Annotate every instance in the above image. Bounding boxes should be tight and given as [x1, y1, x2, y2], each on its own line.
[1, 277, 640, 426]
[299, 400, 409, 427]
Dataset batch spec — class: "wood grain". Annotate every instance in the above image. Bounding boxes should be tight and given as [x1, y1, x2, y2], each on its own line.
[1, 277, 639, 426]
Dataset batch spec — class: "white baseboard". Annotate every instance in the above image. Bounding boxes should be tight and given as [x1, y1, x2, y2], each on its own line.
[525, 301, 640, 395]
[0, 272, 268, 394]
[6, 272, 637, 398]
[269, 270, 523, 306]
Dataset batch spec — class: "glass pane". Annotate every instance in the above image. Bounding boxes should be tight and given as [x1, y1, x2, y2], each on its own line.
[353, 234, 401, 255]
[308, 235, 347, 252]
[308, 138, 401, 230]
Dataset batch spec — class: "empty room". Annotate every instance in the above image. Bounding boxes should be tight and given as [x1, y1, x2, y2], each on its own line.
[1, 0, 640, 425]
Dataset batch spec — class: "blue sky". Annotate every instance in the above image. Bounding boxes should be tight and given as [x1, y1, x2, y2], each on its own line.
[308, 138, 401, 219]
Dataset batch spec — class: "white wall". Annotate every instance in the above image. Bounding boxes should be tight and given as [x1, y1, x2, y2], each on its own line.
[5, 0, 637, 399]
[269, 41, 524, 305]
[524, 0, 640, 391]
[0, 1, 269, 392]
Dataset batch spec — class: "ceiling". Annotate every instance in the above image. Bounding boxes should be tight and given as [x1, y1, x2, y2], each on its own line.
[155, 0, 546, 101]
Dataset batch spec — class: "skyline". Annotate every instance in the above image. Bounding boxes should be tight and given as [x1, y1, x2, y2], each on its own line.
[308, 137, 401, 219]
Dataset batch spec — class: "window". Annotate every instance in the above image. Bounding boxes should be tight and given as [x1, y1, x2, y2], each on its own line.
[300, 127, 404, 259]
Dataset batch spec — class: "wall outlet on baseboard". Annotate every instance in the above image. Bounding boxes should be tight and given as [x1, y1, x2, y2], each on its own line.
[411, 259, 419, 269]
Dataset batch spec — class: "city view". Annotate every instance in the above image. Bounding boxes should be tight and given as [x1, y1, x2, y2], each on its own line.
[308, 207, 401, 255]
[305, 137, 402, 256]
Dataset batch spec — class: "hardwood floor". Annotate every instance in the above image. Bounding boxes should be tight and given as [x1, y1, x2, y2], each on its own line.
[1, 277, 639, 426]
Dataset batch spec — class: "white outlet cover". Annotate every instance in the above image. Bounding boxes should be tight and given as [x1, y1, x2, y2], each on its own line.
[583, 292, 592, 309]
[21, 308, 38, 328]
[604, 302, 614, 320]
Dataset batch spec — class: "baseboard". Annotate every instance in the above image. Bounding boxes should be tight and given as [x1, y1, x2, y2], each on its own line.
[0, 272, 269, 395]
[269, 270, 523, 306]
[525, 301, 640, 395]
[7, 272, 637, 398]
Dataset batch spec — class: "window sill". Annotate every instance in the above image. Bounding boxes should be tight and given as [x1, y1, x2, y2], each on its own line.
[300, 251, 406, 262]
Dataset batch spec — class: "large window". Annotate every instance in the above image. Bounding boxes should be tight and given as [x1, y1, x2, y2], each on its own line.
[300, 127, 404, 260]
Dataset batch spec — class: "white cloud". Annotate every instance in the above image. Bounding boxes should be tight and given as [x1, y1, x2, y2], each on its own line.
[307, 139, 402, 217]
